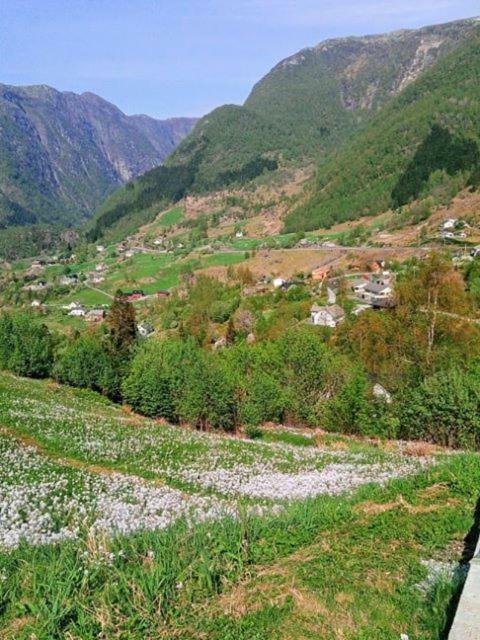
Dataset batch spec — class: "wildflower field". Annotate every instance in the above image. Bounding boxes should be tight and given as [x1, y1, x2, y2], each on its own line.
[0, 372, 479, 639]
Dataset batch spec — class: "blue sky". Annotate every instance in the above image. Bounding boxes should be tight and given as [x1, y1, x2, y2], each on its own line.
[1, 1, 478, 119]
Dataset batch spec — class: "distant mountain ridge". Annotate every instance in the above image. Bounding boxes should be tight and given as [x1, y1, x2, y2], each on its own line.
[0, 84, 197, 227]
[88, 16, 480, 242]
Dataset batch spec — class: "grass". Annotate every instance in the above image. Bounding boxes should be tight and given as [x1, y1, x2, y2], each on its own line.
[202, 252, 247, 267]
[157, 205, 184, 229]
[0, 373, 478, 639]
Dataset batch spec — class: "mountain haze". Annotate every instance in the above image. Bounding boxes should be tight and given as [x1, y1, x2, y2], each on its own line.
[0, 84, 197, 228]
[88, 16, 480, 241]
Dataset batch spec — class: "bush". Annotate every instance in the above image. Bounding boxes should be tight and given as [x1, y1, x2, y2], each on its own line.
[123, 339, 193, 421]
[0, 313, 53, 378]
[54, 332, 120, 397]
[398, 367, 480, 448]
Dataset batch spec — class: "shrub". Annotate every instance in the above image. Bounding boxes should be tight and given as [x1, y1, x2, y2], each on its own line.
[0, 313, 53, 378]
[54, 332, 120, 397]
[398, 367, 480, 448]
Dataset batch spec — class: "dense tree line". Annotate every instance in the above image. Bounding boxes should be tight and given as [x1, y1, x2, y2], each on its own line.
[2, 256, 480, 448]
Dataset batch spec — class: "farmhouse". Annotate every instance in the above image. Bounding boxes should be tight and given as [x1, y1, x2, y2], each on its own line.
[310, 304, 345, 328]
[156, 290, 170, 299]
[351, 279, 368, 294]
[60, 273, 79, 286]
[126, 290, 146, 301]
[85, 309, 105, 322]
[23, 280, 48, 292]
[68, 306, 86, 317]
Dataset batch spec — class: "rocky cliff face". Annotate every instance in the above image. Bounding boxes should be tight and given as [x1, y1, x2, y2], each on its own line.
[0, 84, 197, 227]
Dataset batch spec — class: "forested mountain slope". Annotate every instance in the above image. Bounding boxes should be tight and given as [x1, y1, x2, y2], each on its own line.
[87, 17, 478, 242]
[285, 26, 480, 231]
[0, 84, 197, 228]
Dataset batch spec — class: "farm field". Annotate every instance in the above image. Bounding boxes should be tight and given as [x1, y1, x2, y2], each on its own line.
[0, 372, 478, 639]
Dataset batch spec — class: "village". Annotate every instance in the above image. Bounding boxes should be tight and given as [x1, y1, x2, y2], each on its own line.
[5, 209, 480, 341]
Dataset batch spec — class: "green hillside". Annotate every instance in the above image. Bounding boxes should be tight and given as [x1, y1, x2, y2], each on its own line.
[285, 28, 480, 232]
[88, 18, 478, 242]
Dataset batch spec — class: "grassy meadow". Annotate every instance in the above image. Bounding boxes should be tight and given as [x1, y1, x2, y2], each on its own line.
[0, 372, 478, 639]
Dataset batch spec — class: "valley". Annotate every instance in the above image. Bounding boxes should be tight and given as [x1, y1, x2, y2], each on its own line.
[1, 11, 480, 640]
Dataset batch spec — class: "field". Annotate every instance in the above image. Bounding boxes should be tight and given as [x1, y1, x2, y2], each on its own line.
[0, 372, 479, 639]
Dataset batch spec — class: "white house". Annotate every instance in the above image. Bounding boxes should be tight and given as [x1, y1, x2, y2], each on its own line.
[235, 231, 244, 238]
[441, 218, 457, 231]
[62, 301, 82, 311]
[89, 274, 105, 284]
[68, 307, 86, 317]
[310, 304, 345, 328]
[96, 245, 106, 252]
[31, 299, 42, 308]
[272, 277, 286, 289]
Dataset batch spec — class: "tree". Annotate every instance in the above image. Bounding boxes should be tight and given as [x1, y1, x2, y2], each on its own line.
[108, 292, 137, 351]
[0, 313, 53, 378]
[54, 331, 119, 397]
[398, 367, 480, 448]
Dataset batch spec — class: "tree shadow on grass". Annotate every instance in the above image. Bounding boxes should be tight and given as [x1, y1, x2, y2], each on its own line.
[391, 124, 480, 208]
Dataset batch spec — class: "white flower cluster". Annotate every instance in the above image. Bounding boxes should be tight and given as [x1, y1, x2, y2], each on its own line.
[0, 377, 431, 551]
[0, 437, 234, 550]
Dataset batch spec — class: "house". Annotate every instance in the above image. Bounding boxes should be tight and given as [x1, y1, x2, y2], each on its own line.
[60, 273, 79, 286]
[96, 245, 106, 252]
[310, 304, 345, 328]
[440, 231, 455, 240]
[62, 301, 82, 311]
[351, 279, 368, 294]
[85, 309, 105, 322]
[441, 218, 457, 231]
[311, 265, 332, 281]
[126, 289, 146, 302]
[89, 274, 105, 284]
[24, 280, 48, 292]
[137, 321, 155, 338]
[272, 277, 286, 289]
[362, 281, 393, 300]
[235, 231, 244, 238]
[371, 271, 393, 287]
[31, 299, 42, 308]
[95, 263, 107, 272]
[156, 290, 170, 299]
[68, 307, 86, 317]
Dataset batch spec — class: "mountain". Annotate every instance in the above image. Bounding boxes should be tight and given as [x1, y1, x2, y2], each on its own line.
[87, 17, 479, 242]
[0, 84, 197, 228]
[285, 23, 480, 232]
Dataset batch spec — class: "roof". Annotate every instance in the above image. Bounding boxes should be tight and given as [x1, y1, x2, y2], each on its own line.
[311, 304, 345, 319]
[365, 282, 391, 295]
